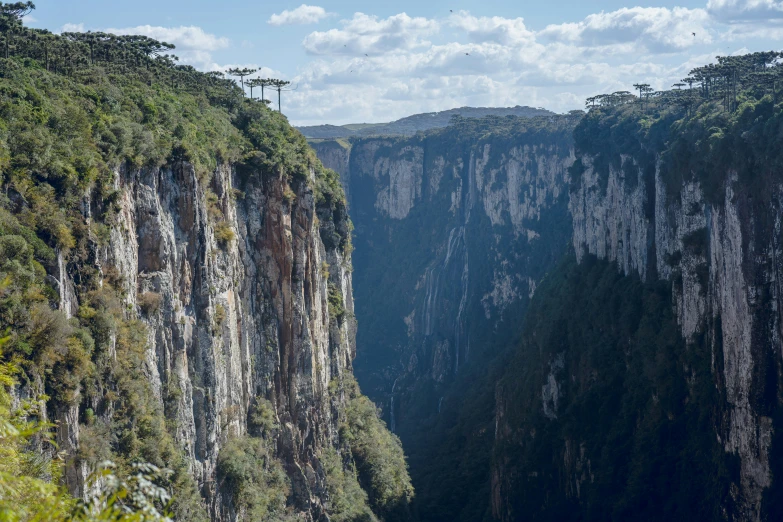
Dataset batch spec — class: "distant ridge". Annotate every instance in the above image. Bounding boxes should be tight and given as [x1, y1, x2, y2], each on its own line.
[298, 105, 554, 139]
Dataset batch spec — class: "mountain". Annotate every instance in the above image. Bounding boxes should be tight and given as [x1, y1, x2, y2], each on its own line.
[297, 106, 555, 139]
[309, 52, 783, 522]
[0, 15, 411, 522]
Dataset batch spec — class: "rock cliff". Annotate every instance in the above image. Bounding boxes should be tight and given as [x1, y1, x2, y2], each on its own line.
[489, 100, 783, 522]
[569, 153, 781, 520]
[0, 50, 409, 521]
[53, 158, 357, 519]
[311, 115, 578, 416]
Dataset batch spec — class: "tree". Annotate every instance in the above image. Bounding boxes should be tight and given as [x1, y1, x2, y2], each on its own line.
[268, 79, 292, 112]
[258, 78, 274, 103]
[246, 77, 264, 99]
[227, 67, 257, 96]
[0, 1, 35, 59]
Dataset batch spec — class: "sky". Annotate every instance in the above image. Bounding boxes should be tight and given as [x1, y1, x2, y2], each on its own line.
[23, 0, 783, 126]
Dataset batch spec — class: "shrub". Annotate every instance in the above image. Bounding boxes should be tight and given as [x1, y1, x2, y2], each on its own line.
[341, 377, 414, 520]
[282, 185, 296, 204]
[321, 447, 378, 522]
[214, 303, 226, 326]
[216, 435, 292, 521]
[248, 397, 278, 437]
[328, 283, 345, 322]
[206, 190, 223, 221]
[138, 291, 163, 316]
[214, 221, 236, 246]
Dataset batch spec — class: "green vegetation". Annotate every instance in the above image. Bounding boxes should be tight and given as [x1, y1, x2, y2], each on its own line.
[341, 377, 414, 521]
[493, 255, 733, 521]
[321, 447, 378, 522]
[0, 352, 186, 521]
[216, 435, 293, 521]
[575, 52, 783, 205]
[328, 282, 346, 322]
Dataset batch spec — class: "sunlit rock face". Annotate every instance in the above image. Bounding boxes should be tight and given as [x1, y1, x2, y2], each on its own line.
[58, 160, 356, 521]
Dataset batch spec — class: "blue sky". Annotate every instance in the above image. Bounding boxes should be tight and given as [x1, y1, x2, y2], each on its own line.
[25, 1, 783, 125]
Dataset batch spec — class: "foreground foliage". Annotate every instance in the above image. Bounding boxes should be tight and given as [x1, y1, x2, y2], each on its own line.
[0, 354, 179, 521]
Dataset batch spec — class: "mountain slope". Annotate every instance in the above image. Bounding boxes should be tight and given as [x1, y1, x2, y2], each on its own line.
[298, 106, 554, 139]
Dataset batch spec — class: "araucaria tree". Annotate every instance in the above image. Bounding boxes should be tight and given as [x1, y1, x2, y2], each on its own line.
[268, 79, 292, 112]
[0, 1, 35, 59]
[227, 67, 257, 95]
[247, 78, 264, 100]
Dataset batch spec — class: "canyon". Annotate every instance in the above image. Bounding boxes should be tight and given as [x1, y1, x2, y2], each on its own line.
[1, 15, 782, 522]
[310, 96, 783, 521]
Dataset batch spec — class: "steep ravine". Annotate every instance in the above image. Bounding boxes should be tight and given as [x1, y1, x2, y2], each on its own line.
[311, 115, 580, 520]
[311, 116, 578, 408]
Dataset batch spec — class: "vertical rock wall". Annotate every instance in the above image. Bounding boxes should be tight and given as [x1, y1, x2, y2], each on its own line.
[58, 160, 356, 520]
[570, 155, 782, 520]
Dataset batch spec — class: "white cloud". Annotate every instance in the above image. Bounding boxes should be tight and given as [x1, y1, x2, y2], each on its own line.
[448, 12, 537, 47]
[539, 7, 712, 53]
[707, 0, 783, 22]
[303, 12, 439, 55]
[104, 25, 229, 51]
[59, 22, 85, 33]
[268, 5, 329, 26]
[284, 4, 776, 125]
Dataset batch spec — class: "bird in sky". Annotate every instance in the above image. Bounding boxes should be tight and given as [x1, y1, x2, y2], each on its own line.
[692, 32, 696, 36]
[465, 52, 470, 56]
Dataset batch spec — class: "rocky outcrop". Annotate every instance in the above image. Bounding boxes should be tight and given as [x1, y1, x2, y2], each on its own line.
[569, 154, 782, 520]
[58, 160, 356, 520]
[310, 141, 351, 203]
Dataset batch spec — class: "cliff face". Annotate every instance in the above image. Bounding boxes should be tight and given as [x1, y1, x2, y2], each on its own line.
[54, 160, 356, 519]
[488, 102, 783, 522]
[311, 101, 782, 521]
[568, 156, 781, 520]
[311, 117, 577, 409]
[0, 25, 411, 522]
[310, 141, 351, 203]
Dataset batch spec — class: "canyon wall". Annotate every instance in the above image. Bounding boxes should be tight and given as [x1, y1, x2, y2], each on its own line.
[567, 154, 781, 520]
[313, 116, 578, 420]
[315, 104, 783, 522]
[490, 105, 783, 522]
[51, 159, 361, 520]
